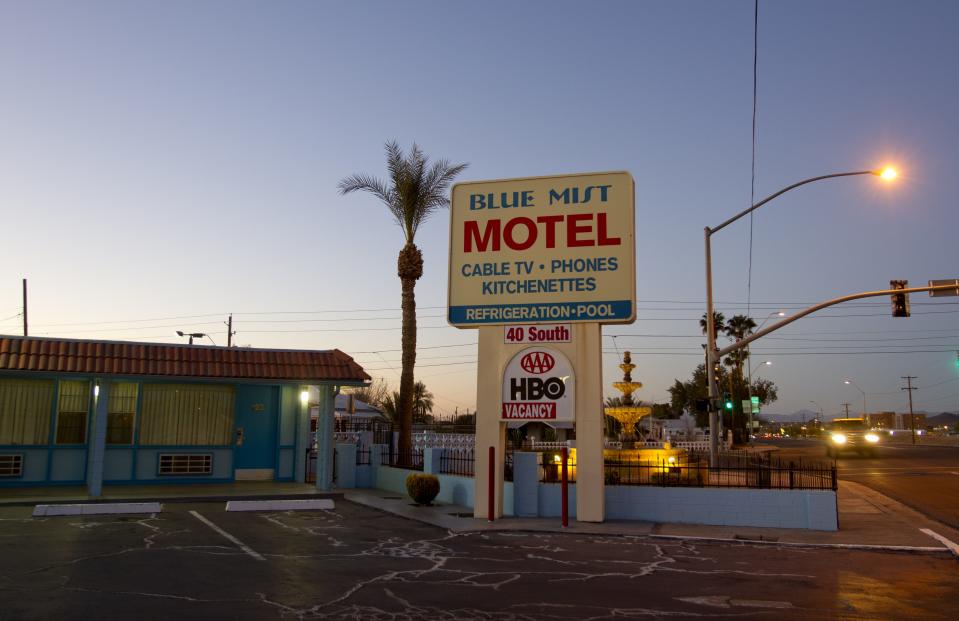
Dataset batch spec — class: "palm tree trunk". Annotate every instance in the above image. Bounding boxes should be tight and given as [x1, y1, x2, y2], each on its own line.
[396, 243, 423, 456]
[397, 275, 416, 455]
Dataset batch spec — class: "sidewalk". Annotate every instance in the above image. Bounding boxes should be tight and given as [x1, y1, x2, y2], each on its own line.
[344, 480, 959, 556]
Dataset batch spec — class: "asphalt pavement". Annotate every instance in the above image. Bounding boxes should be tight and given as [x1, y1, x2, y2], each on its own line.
[1, 499, 958, 620]
[764, 438, 959, 531]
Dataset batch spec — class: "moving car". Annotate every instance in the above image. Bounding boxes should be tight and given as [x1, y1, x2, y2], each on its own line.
[825, 417, 881, 457]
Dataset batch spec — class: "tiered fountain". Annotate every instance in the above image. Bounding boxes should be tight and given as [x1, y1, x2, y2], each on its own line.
[603, 351, 652, 448]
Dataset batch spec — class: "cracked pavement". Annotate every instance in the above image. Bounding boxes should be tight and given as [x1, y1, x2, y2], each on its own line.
[0, 501, 956, 620]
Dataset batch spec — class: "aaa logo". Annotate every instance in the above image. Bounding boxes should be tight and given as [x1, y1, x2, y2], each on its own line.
[520, 351, 555, 374]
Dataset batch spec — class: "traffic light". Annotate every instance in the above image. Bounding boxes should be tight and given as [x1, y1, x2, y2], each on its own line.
[723, 393, 734, 410]
[890, 280, 910, 318]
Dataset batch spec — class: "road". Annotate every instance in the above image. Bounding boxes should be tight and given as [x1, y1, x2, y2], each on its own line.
[1, 500, 957, 620]
[765, 438, 959, 530]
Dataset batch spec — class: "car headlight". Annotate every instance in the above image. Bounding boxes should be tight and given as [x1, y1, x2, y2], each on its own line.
[831, 433, 847, 444]
[865, 433, 880, 443]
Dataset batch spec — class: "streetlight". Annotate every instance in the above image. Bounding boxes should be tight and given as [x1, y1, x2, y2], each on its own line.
[745, 359, 773, 440]
[843, 379, 867, 418]
[705, 168, 895, 466]
[746, 311, 784, 415]
[176, 330, 215, 345]
[809, 400, 825, 429]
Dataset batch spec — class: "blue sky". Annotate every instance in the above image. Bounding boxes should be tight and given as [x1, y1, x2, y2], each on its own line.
[2, 1, 957, 418]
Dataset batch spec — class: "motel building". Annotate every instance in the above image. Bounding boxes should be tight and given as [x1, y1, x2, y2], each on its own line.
[0, 335, 368, 494]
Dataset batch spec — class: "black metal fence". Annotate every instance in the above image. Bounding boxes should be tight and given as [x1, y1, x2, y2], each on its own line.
[356, 446, 371, 465]
[438, 450, 474, 476]
[603, 451, 837, 491]
[539, 452, 577, 484]
[384, 448, 424, 471]
[334, 418, 393, 445]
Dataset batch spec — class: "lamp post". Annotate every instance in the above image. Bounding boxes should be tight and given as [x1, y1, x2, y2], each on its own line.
[705, 167, 896, 466]
[744, 311, 784, 442]
[744, 359, 773, 439]
[809, 400, 825, 433]
[843, 379, 868, 418]
[176, 330, 215, 345]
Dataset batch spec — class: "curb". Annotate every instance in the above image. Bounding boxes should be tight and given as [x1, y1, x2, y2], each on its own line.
[648, 533, 953, 557]
[33, 502, 163, 517]
[226, 498, 336, 512]
[342, 495, 956, 557]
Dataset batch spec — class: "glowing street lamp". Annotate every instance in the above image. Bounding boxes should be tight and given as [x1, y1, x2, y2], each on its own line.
[843, 379, 868, 417]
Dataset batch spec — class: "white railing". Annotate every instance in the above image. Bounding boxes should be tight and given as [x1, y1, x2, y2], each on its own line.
[412, 432, 475, 450]
[333, 432, 361, 445]
[524, 440, 572, 450]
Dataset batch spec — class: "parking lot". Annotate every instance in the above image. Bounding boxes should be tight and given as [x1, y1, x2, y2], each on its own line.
[1, 500, 957, 620]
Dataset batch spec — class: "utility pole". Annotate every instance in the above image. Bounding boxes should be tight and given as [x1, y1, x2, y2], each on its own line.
[226, 314, 236, 347]
[901, 376, 918, 445]
[842, 403, 851, 417]
[22, 278, 27, 336]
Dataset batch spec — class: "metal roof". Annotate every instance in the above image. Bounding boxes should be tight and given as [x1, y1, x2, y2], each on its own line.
[0, 335, 369, 384]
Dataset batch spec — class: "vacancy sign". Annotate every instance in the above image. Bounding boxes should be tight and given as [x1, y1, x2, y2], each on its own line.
[448, 171, 636, 326]
[501, 347, 575, 422]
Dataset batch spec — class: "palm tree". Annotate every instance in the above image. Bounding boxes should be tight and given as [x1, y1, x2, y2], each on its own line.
[379, 391, 400, 424]
[723, 314, 757, 380]
[412, 381, 434, 424]
[699, 311, 726, 340]
[339, 142, 467, 454]
[724, 314, 757, 342]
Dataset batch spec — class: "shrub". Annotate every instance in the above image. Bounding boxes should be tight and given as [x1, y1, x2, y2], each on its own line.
[405, 473, 440, 506]
[604, 469, 622, 486]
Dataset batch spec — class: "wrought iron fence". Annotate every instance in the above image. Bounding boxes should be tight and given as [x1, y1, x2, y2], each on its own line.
[504, 451, 514, 482]
[538, 452, 577, 484]
[356, 446, 371, 465]
[438, 450, 474, 477]
[603, 453, 836, 491]
[305, 448, 337, 483]
[306, 448, 316, 483]
[384, 447, 424, 471]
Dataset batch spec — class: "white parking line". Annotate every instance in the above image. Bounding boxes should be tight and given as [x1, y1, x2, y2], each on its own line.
[189, 510, 264, 561]
[919, 528, 959, 558]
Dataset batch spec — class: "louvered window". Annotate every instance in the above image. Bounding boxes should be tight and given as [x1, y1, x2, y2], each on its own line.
[0, 454, 23, 477]
[158, 453, 213, 475]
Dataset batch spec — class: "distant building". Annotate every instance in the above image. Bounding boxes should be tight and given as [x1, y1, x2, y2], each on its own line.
[867, 412, 896, 429]
[897, 413, 926, 429]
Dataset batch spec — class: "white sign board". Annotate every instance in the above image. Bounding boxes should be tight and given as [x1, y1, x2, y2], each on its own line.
[448, 171, 636, 326]
[501, 347, 575, 422]
[504, 324, 572, 344]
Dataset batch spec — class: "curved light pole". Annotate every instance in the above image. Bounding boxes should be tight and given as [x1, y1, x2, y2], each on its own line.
[745, 358, 773, 439]
[843, 379, 868, 417]
[705, 167, 896, 465]
[745, 311, 784, 427]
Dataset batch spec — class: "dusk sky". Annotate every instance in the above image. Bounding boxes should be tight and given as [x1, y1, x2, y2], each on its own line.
[2, 0, 957, 419]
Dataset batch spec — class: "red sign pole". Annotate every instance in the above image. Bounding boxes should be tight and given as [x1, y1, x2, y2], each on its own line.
[488, 445, 495, 522]
[561, 447, 569, 528]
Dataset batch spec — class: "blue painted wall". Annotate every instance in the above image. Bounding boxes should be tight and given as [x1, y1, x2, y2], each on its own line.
[0, 376, 315, 487]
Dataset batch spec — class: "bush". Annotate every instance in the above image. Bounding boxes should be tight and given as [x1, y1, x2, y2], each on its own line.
[604, 469, 622, 486]
[405, 473, 440, 506]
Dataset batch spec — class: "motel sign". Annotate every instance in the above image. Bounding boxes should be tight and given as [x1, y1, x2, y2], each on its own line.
[448, 171, 636, 326]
